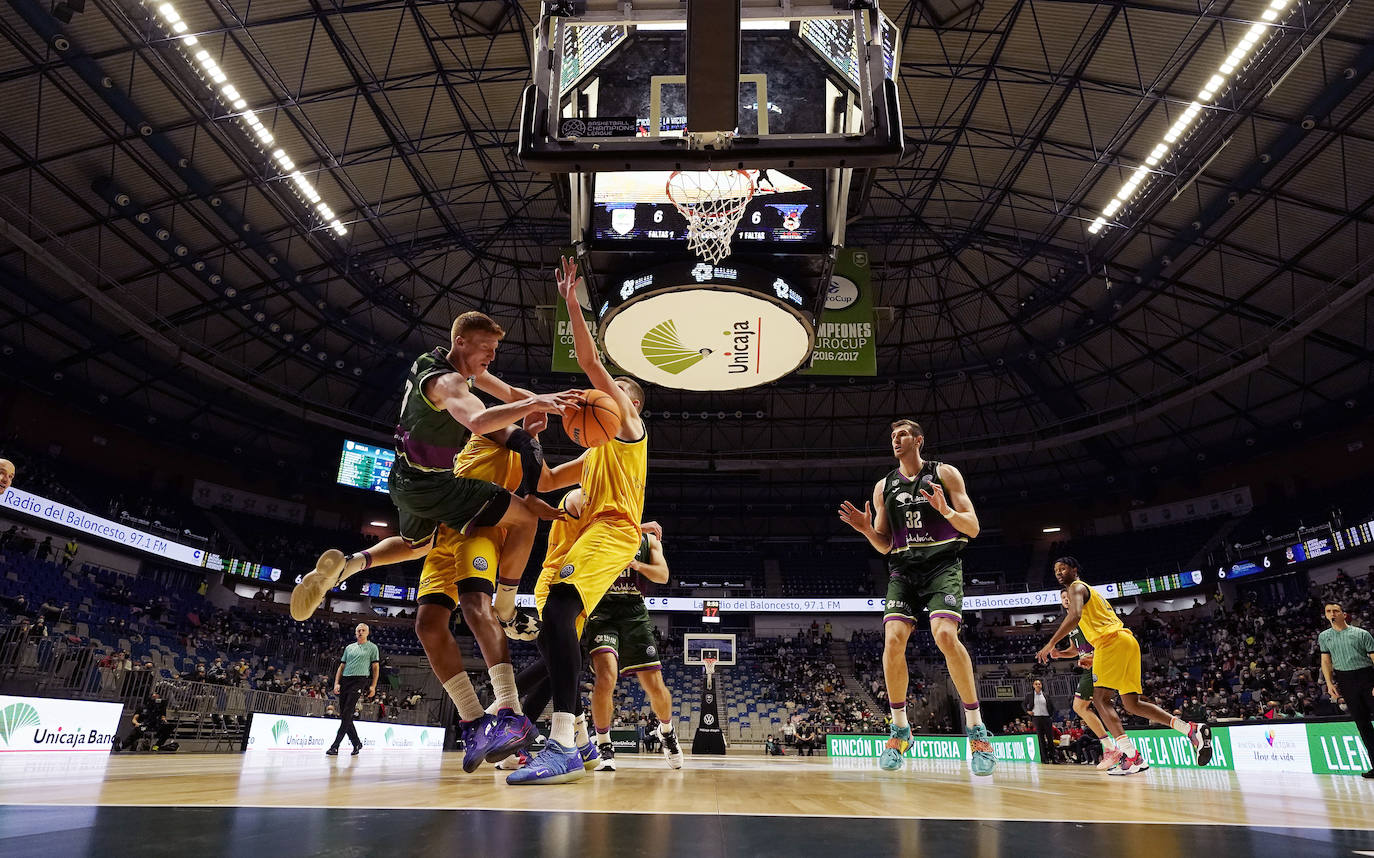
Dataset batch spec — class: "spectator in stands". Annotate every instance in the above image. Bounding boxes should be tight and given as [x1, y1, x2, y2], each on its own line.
[764, 734, 784, 756]
[0, 524, 18, 551]
[795, 720, 817, 756]
[61, 537, 79, 570]
[781, 719, 795, 748]
[116, 689, 174, 752]
[35, 536, 52, 562]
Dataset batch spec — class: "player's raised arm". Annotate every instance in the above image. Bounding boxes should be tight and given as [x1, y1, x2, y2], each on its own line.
[556, 257, 644, 439]
[472, 371, 534, 404]
[426, 371, 579, 437]
[838, 479, 893, 555]
[629, 534, 670, 584]
[538, 452, 588, 492]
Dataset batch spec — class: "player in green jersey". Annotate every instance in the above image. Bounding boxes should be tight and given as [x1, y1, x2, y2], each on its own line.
[839, 418, 996, 776]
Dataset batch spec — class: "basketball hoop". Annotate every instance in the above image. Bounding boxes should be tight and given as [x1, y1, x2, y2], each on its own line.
[666, 169, 756, 265]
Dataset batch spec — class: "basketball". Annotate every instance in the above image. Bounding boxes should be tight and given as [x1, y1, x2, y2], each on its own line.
[564, 388, 622, 447]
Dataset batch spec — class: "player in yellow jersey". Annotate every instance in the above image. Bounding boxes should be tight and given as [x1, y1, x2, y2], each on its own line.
[1037, 556, 1213, 774]
[506, 257, 649, 786]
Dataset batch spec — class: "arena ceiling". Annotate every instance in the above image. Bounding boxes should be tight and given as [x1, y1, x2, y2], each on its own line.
[0, 0, 1371, 513]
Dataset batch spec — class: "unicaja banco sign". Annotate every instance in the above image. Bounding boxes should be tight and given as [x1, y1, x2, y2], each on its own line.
[0, 696, 124, 752]
[596, 262, 815, 391]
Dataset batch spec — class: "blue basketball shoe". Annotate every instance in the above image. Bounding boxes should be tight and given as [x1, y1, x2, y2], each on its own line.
[578, 739, 601, 771]
[506, 738, 587, 785]
[460, 713, 497, 773]
[879, 724, 911, 771]
[966, 723, 997, 776]
[484, 709, 538, 764]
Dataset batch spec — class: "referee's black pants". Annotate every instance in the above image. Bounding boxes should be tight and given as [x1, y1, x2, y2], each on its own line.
[1033, 715, 1057, 763]
[1335, 667, 1374, 767]
[331, 675, 369, 751]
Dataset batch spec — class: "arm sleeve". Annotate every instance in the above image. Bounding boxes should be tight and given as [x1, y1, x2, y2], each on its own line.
[371, 644, 380, 664]
[1364, 629, 1374, 654]
[1318, 632, 1329, 653]
[502, 428, 545, 497]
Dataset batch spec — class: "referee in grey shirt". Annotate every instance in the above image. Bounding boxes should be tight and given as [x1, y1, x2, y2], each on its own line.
[1319, 600, 1374, 779]
[327, 623, 380, 756]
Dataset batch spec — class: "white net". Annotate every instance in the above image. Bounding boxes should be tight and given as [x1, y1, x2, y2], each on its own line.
[666, 169, 756, 265]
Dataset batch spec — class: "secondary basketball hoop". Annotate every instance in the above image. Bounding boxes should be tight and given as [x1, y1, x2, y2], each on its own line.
[666, 168, 755, 264]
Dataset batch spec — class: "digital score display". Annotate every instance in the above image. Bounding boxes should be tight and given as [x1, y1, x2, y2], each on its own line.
[337, 440, 395, 494]
[1115, 569, 1203, 597]
[357, 582, 418, 602]
[798, 14, 899, 85]
[560, 23, 627, 93]
[1286, 537, 1334, 564]
[591, 169, 826, 248]
[702, 599, 721, 624]
[226, 558, 282, 582]
[1332, 519, 1374, 552]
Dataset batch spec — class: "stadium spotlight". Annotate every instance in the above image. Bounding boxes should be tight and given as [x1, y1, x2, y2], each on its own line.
[1086, 0, 1296, 237]
[143, 0, 347, 236]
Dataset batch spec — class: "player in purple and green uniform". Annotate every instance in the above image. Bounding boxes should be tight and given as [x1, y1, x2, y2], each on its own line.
[839, 418, 996, 776]
[293, 311, 579, 771]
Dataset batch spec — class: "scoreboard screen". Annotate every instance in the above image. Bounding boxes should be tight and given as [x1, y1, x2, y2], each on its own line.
[1114, 569, 1203, 597]
[798, 14, 898, 85]
[357, 582, 418, 601]
[337, 439, 395, 494]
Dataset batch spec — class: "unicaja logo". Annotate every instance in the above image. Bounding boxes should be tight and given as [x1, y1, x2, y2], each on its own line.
[0, 703, 39, 746]
[641, 320, 707, 375]
[384, 727, 395, 746]
[272, 719, 291, 744]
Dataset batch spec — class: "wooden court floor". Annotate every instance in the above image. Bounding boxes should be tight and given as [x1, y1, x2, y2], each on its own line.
[1, 751, 1372, 857]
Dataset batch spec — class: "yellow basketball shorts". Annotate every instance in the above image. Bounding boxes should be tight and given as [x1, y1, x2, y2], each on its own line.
[416, 524, 504, 610]
[535, 517, 641, 636]
[1091, 629, 1143, 696]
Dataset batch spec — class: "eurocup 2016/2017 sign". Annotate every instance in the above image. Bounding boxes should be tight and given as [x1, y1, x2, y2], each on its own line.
[596, 262, 815, 391]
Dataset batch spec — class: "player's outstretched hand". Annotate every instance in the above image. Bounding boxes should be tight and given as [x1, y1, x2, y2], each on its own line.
[555, 256, 582, 300]
[642, 520, 664, 541]
[837, 500, 873, 533]
[530, 389, 583, 414]
[1034, 645, 1054, 664]
[524, 495, 566, 521]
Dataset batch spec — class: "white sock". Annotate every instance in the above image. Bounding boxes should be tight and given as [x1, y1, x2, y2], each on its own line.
[1100, 736, 1115, 752]
[494, 584, 518, 622]
[1168, 716, 1192, 736]
[443, 673, 485, 723]
[574, 713, 589, 747]
[658, 720, 673, 735]
[489, 662, 521, 714]
[891, 707, 909, 728]
[1114, 735, 1137, 757]
[551, 712, 575, 747]
[962, 705, 983, 728]
[595, 730, 611, 745]
[485, 699, 500, 717]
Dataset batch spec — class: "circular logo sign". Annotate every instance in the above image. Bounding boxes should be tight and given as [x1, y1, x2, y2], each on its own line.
[824, 275, 859, 310]
[601, 289, 812, 391]
[703, 713, 716, 726]
[560, 118, 587, 137]
[559, 564, 575, 579]
[473, 557, 488, 571]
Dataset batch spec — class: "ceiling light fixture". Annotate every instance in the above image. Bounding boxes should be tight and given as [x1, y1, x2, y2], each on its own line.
[1087, 0, 1293, 235]
[146, 1, 347, 237]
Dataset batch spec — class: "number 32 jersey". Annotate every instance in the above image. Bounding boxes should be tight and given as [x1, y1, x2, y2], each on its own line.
[881, 460, 968, 572]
